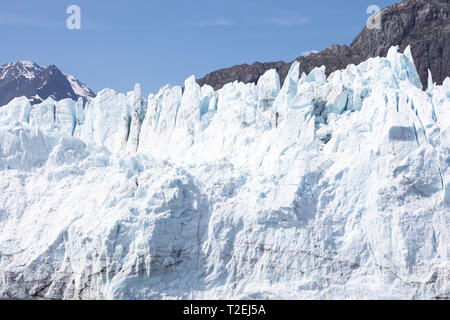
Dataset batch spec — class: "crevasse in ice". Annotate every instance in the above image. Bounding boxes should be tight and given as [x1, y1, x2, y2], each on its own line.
[0, 46, 449, 299]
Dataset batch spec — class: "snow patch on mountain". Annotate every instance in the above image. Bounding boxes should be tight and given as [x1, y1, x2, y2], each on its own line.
[0, 61, 41, 81]
[66, 75, 95, 103]
[0, 46, 449, 299]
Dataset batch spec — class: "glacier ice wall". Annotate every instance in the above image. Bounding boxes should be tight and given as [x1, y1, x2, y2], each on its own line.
[0, 46, 449, 299]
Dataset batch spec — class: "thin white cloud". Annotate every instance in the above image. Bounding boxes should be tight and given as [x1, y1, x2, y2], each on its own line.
[0, 12, 56, 28]
[188, 18, 234, 28]
[267, 16, 311, 26]
[302, 50, 319, 56]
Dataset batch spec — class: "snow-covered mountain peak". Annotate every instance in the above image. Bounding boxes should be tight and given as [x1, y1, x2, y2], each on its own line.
[0, 60, 43, 81]
[16, 60, 40, 70]
[0, 61, 95, 106]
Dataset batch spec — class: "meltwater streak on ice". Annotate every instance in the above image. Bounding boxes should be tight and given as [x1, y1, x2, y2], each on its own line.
[0, 46, 449, 299]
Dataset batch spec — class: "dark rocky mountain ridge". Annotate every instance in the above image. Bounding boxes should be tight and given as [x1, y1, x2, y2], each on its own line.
[197, 0, 449, 90]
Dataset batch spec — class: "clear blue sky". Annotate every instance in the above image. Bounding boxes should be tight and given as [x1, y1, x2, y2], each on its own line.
[0, 0, 399, 95]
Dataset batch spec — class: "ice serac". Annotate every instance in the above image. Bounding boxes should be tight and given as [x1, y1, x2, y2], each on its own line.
[55, 99, 76, 136]
[306, 65, 326, 84]
[0, 124, 50, 170]
[257, 69, 280, 111]
[199, 84, 218, 131]
[77, 88, 127, 154]
[169, 76, 202, 155]
[29, 97, 56, 130]
[0, 97, 32, 125]
[274, 61, 299, 115]
[73, 98, 85, 137]
[138, 85, 182, 158]
[0, 46, 449, 300]
[123, 83, 146, 154]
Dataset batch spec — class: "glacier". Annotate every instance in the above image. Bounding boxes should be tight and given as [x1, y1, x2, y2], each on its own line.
[0, 46, 449, 299]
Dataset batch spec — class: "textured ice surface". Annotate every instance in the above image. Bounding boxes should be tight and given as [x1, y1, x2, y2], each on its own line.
[0, 46, 449, 299]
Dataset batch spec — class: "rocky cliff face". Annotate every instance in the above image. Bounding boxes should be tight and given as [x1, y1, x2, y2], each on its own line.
[351, 0, 449, 88]
[198, 0, 449, 90]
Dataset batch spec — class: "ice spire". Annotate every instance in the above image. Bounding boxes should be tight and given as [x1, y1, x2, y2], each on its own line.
[427, 69, 434, 92]
[257, 69, 280, 111]
[274, 61, 300, 114]
[126, 83, 146, 153]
